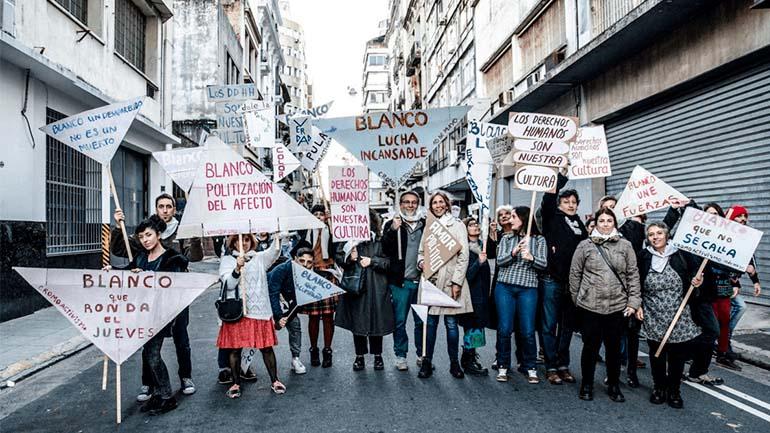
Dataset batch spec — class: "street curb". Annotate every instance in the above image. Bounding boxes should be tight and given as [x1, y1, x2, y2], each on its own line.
[0, 336, 93, 390]
[732, 340, 770, 371]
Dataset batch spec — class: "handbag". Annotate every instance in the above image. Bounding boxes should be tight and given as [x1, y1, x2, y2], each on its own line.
[215, 279, 243, 322]
[340, 262, 367, 296]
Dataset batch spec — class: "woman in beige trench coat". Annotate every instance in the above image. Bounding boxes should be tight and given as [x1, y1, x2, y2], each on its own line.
[417, 191, 473, 379]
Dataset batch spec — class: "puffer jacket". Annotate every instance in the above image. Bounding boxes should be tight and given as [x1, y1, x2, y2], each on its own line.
[569, 235, 641, 315]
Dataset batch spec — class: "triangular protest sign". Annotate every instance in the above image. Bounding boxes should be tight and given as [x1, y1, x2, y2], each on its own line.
[13, 267, 216, 365]
[39, 97, 145, 165]
[418, 278, 461, 308]
[465, 119, 498, 217]
[152, 146, 206, 193]
[298, 125, 333, 172]
[411, 304, 429, 323]
[614, 165, 688, 222]
[272, 144, 301, 182]
[243, 103, 276, 148]
[313, 106, 471, 185]
[421, 213, 463, 279]
[177, 137, 324, 238]
[280, 100, 334, 125]
[291, 263, 345, 307]
[288, 115, 312, 152]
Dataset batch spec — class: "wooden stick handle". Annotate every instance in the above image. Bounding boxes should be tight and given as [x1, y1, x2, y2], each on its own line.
[422, 319, 427, 359]
[239, 234, 246, 316]
[116, 363, 122, 424]
[525, 191, 537, 244]
[107, 165, 133, 263]
[101, 356, 109, 391]
[654, 258, 708, 357]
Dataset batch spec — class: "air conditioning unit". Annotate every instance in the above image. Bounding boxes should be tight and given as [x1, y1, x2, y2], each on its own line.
[525, 64, 547, 88]
[498, 90, 514, 106]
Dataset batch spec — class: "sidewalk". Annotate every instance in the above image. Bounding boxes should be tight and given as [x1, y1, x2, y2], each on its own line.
[733, 299, 770, 369]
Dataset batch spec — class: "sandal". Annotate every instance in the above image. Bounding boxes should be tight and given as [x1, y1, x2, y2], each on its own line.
[226, 385, 241, 399]
[271, 380, 286, 395]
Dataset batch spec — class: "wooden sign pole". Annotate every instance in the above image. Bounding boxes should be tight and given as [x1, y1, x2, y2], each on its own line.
[525, 191, 537, 245]
[100, 224, 110, 391]
[238, 234, 246, 315]
[107, 164, 133, 263]
[116, 363, 122, 424]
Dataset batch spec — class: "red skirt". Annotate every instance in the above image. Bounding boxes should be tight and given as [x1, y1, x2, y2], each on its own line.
[216, 317, 277, 349]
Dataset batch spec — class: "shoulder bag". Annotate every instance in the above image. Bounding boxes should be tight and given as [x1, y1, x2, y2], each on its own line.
[215, 278, 243, 322]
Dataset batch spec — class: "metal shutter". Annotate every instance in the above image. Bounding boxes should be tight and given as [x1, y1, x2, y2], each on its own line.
[604, 62, 770, 300]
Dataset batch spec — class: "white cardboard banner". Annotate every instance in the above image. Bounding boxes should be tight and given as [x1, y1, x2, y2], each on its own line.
[288, 116, 312, 152]
[272, 144, 301, 182]
[39, 97, 145, 165]
[464, 119, 497, 217]
[568, 125, 612, 179]
[177, 136, 324, 238]
[418, 278, 461, 308]
[206, 84, 258, 102]
[13, 267, 216, 365]
[614, 165, 688, 221]
[313, 106, 471, 186]
[507, 112, 578, 142]
[291, 263, 345, 307]
[299, 125, 333, 172]
[329, 166, 370, 242]
[243, 104, 276, 148]
[671, 207, 763, 271]
[152, 146, 206, 192]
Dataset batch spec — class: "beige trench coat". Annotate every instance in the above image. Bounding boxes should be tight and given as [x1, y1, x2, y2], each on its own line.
[418, 215, 473, 315]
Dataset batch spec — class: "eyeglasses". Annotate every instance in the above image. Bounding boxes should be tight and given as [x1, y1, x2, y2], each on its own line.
[401, 200, 418, 205]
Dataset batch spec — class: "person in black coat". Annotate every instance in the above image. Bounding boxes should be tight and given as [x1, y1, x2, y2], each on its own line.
[459, 217, 491, 376]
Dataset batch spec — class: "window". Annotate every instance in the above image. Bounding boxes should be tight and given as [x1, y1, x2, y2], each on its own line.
[115, 0, 146, 71]
[226, 53, 240, 84]
[55, 0, 87, 24]
[368, 92, 386, 104]
[462, 54, 475, 93]
[46, 108, 102, 256]
[368, 54, 386, 66]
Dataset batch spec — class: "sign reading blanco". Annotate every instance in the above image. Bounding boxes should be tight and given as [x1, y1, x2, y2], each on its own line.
[613, 165, 688, 220]
[152, 146, 206, 192]
[672, 207, 763, 271]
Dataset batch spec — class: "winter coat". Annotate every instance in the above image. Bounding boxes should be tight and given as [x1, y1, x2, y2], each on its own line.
[381, 217, 426, 286]
[334, 240, 395, 336]
[111, 217, 203, 262]
[541, 173, 588, 284]
[219, 239, 280, 320]
[418, 215, 473, 315]
[569, 235, 642, 315]
[267, 259, 298, 323]
[619, 219, 645, 253]
[458, 240, 491, 328]
[638, 247, 700, 302]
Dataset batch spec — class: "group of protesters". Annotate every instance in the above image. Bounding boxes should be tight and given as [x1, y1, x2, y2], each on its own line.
[108, 174, 761, 415]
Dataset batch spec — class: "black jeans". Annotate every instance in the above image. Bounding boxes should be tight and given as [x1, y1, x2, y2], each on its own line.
[625, 318, 641, 376]
[647, 339, 691, 392]
[353, 335, 383, 356]
[143, 308, 192, 386]
[142, 335, 172, 399]
[579, 308, 624, 387]
[688, 301, 719, 378]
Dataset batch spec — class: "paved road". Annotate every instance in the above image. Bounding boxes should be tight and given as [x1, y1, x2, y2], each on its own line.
[1, 261, 769, 432]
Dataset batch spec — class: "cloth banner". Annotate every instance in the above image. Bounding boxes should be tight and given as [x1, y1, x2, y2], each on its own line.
[291, 263, 346, 307]
[421, 213, 463, 279]
[39, 97, 145, 165]
[418, 278, 461, 308]
[272, 144, 301, 182]
[152, 146, 206, 193]
[13, 267, 216, 365]
[671, 207, 763, 271]
[329, 166, 370, 242]
[613, 165, 688, 222]
[313, 106, 471, 186]
[568, 125, 612, 179]
[176, 136, 324, 238]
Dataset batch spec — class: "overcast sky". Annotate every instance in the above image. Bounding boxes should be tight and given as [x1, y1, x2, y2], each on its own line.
[285, 0, 389, 117]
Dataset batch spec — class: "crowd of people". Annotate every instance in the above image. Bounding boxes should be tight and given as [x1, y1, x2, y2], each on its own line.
[109, 176, 762, 415]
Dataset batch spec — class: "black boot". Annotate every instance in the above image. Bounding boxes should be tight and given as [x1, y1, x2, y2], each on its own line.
[463, 349, 489, 376]
[309, 347, 320, 367]
[322, 347, 333, 368]
[373, 355, 384, 371]
[667, 388, 684, 409]
[460, 349, 471, 370]
[650, 387, 666, 405]
[353, 356, 365, 371]
[418, 358, 433, 379]
[450, 361, 465, 379]
[608, 384, 626, 403]
[626, 370, 639, 388]
[579, 383, 594, 401]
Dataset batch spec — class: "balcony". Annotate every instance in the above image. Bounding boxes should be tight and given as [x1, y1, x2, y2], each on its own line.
[406, 41, 421, 76]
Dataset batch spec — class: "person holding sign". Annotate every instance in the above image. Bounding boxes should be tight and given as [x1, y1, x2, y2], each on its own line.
[492, 207, 547, 384]
[105, 215, 189, 415]
[294, 204, 338, 368]
[381, 191, 426, 371]
[540, 174, 588, 384]
[335, 211, 395, 371]
[458, 218, 491, 376]
[217, 234, 285, 398]
[417, 191, 472, 379]
[569, 208, 641, 403]
[636, 222, 702, 409]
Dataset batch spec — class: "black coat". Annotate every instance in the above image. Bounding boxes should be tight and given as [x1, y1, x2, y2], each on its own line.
[637, 248, 700, 302]
[381, 218, 426, 287]
[540, 173, 588, 284]
[334, 240, 395, 336]
[619, 219, 645, 253]
[459, 245, 491, 329]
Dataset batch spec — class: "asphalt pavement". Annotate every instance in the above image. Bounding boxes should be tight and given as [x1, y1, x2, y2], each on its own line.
[1, 260, 769, 432]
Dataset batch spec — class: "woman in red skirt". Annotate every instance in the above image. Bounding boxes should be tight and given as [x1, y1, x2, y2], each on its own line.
[217, 234, 286, 398]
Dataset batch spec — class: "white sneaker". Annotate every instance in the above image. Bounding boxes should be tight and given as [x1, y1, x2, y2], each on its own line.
[395, 357, 408, 371]
[496, 368, 509, 382]
[291, 357, 307, 374]
[136, 385, 152, 402]
[181, 378, 196, 395]
[527, 369, 540, 384]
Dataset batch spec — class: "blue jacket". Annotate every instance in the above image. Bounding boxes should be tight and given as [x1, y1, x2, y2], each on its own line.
[267, 260, 297, 323]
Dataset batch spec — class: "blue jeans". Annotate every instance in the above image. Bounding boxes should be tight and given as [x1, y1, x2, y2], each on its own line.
[495, 282, 538, 370]
[727, 295, 746, 354]
[541, 277, 574, 371]
[390, 281, 423, 358]
[425, 315, 459, 362]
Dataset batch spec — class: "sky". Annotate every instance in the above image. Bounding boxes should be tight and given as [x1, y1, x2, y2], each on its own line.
[284, 0, 389, 117]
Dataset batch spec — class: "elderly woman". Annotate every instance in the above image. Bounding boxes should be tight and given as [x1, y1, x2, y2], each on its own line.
[417, 191, 473, 379]
[636, 222, 701, 408]
[569, 208, 641, 403]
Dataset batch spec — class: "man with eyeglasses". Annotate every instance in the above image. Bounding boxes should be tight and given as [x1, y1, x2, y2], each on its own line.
[382, 191, 426, 371]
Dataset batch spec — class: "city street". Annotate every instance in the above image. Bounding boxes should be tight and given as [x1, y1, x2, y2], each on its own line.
[1, 261, 769, 433]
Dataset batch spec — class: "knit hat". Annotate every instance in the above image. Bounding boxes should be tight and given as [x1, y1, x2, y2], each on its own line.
[729, 205, 748, 220]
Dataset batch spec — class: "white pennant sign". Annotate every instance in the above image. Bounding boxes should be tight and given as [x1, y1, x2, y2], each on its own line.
[272, 144, 301, 182]
[13, 267, 216, 365]
[299, 126, 333, 172]
[291, 263, 345, 307]
[418, 278, 461, 308]
[39, 97, 145, 165]
[411, 304, 429, 323]
[243, 103, 276, 148]
[614, 165, 688, 222]
[152, 146, 206, 193]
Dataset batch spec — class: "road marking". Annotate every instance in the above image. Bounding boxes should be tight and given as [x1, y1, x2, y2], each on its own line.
[716, 385, 770, 412]
[684, 382, 770, 423]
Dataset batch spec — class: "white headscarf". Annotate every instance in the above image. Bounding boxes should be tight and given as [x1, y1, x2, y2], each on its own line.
[647, 244, 678, 273]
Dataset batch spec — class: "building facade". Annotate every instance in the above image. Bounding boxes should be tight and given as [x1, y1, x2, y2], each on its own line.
[1, 0, 178, 321]
[278, 2, 310, 112]
[362, 34, 390, 113]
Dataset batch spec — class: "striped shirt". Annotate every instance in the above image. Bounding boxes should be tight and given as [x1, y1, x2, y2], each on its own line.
[496, 233, 548, 288]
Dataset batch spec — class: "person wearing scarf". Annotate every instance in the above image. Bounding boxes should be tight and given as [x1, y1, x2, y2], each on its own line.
[569, 208, 640, 403]
[458, 217, 492, 376]
[636, 222, 702, 409]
